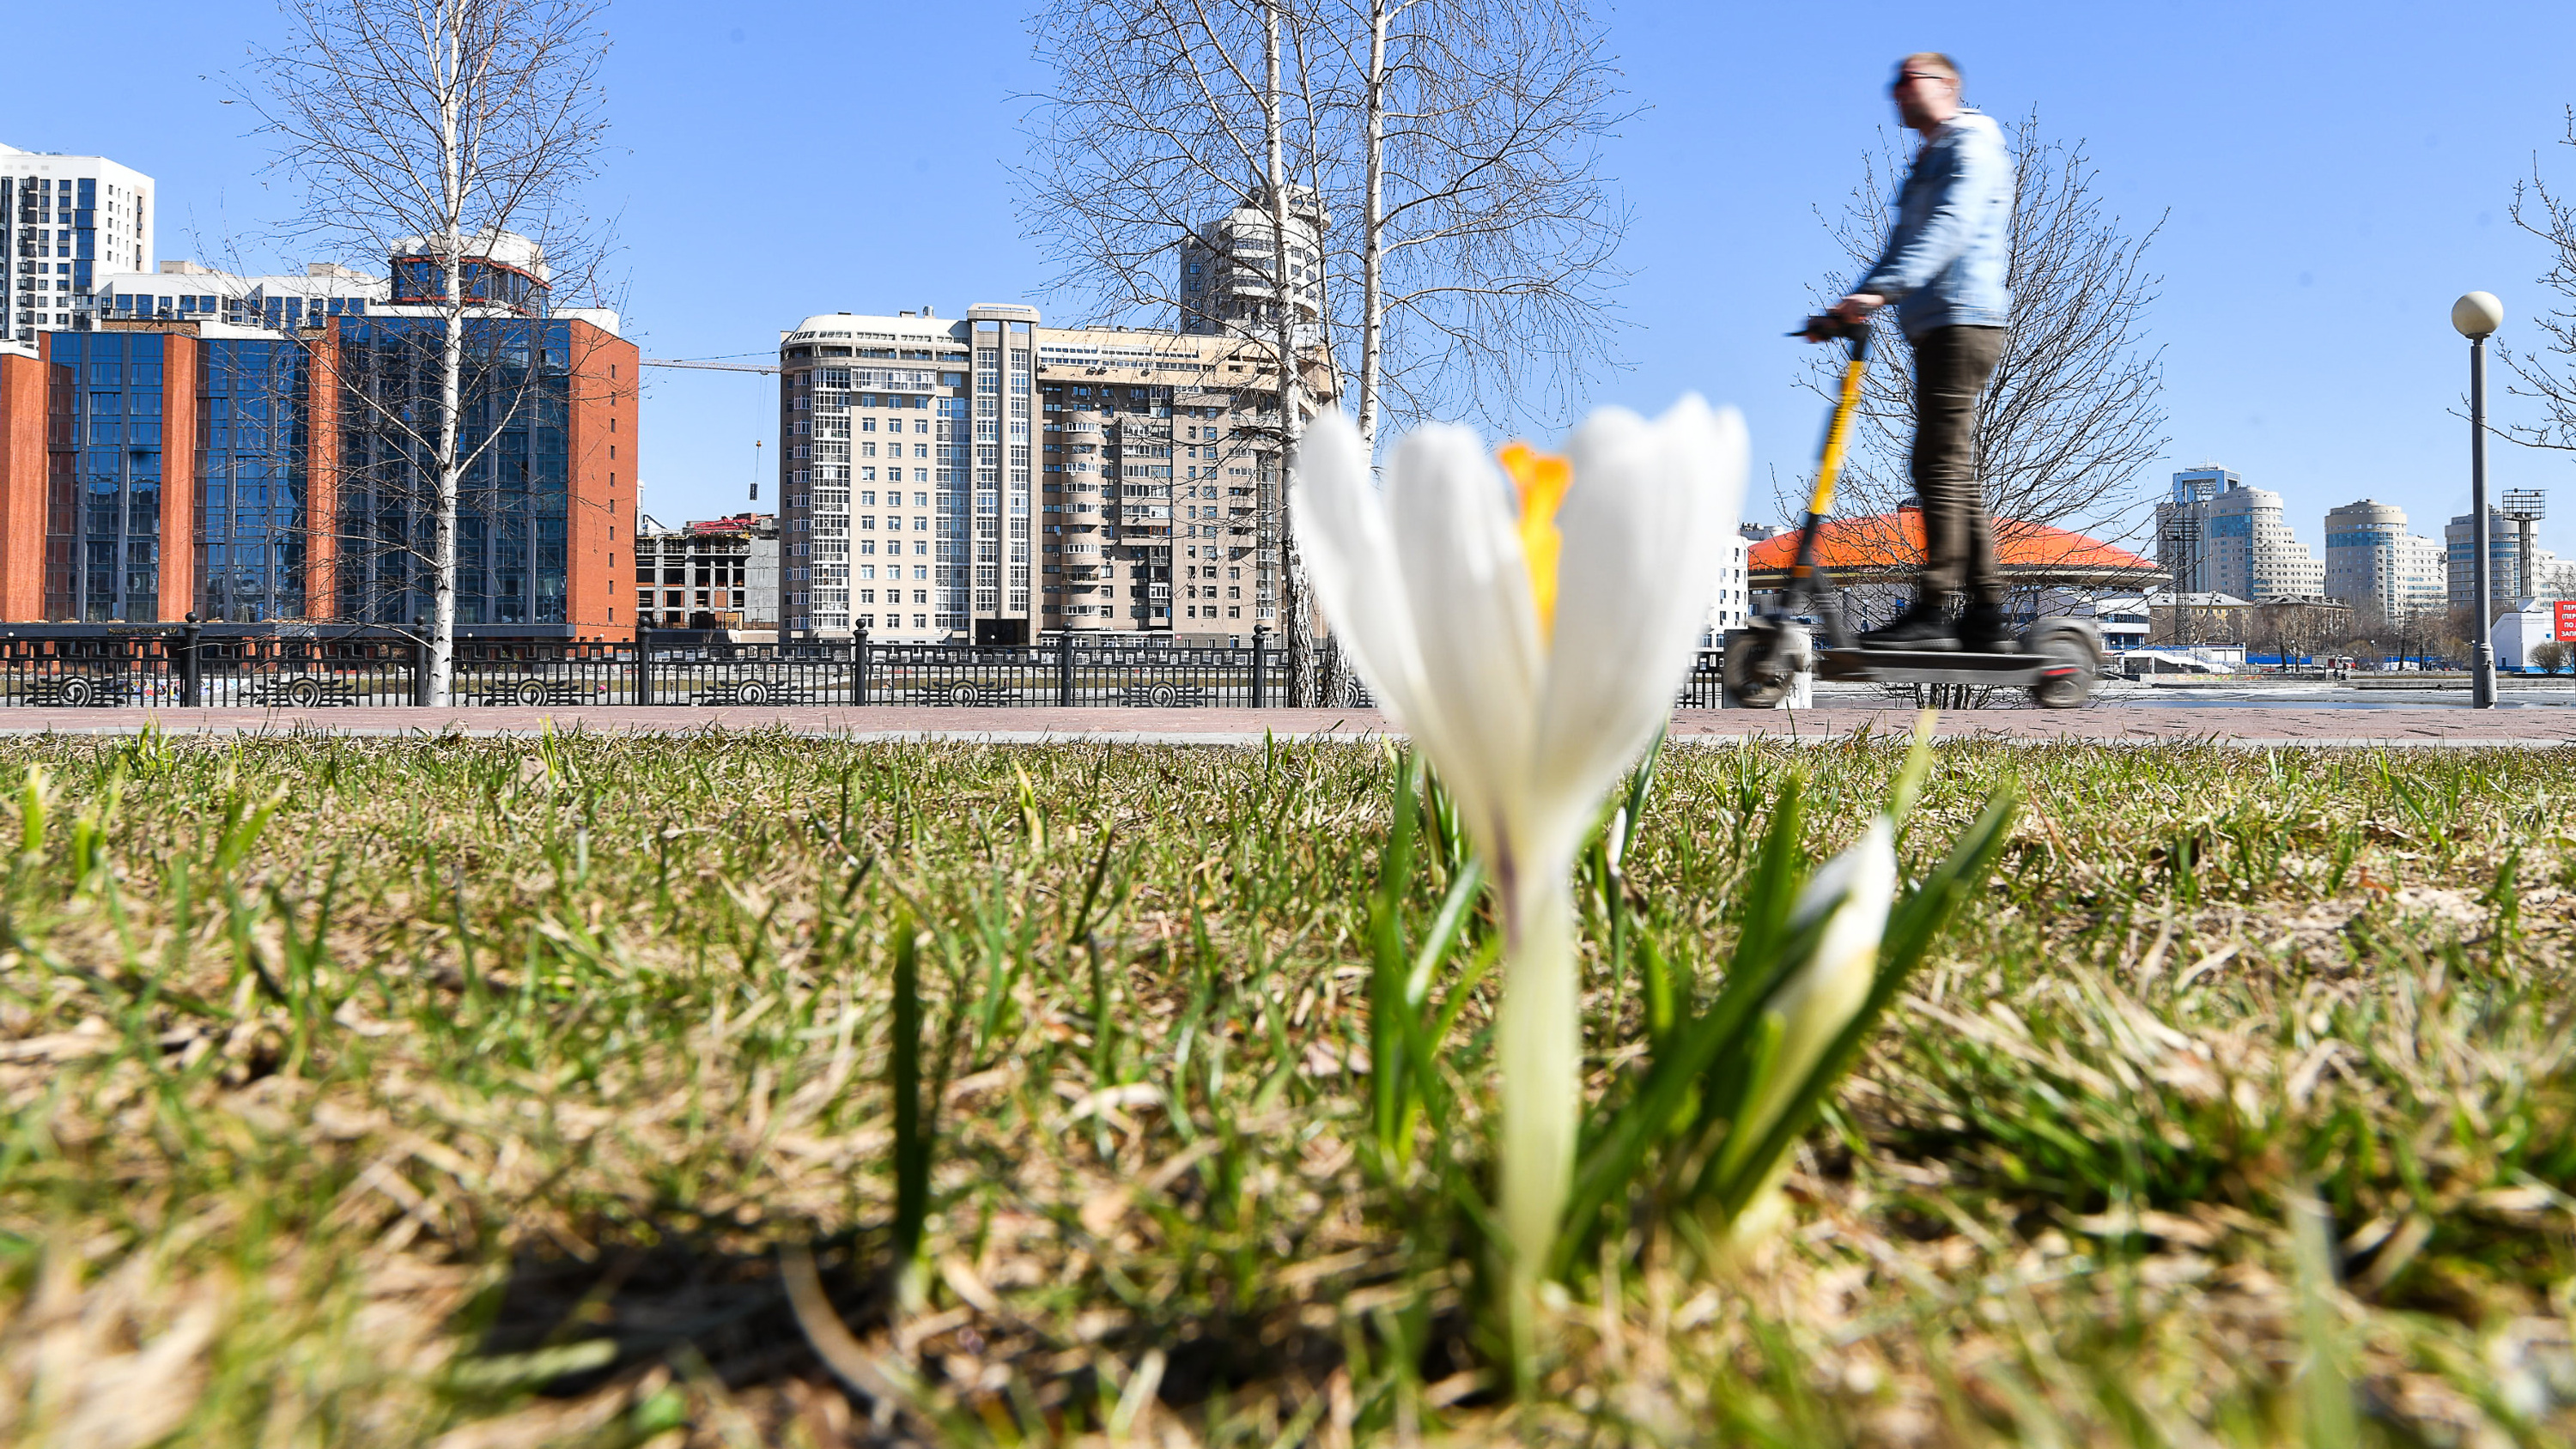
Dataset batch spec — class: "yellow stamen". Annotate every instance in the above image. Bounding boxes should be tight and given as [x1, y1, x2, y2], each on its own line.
[1499, 442, 1572, 643]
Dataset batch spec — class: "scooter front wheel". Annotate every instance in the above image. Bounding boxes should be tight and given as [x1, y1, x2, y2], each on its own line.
[1723, 621, 1810, 708]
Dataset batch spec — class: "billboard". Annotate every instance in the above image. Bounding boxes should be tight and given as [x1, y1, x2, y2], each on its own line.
[2557, 599, 2576, 642]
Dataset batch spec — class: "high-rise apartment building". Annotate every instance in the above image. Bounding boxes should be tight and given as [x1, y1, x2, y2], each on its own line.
[0, 233, 635, 634]
[1179, 185, 1326, 346]
[1704, 524, 1760, 640]
[775, 308, 978, 641]
[4, 142, 156, 349]
[777, 306, 1324, 642]
[2154, 467, 2322, 600]
[2323, 499, 2445, 626]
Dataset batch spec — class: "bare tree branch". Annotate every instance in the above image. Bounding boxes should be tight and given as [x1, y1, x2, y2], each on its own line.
[1328, 0, 1632, 447]
[2502, 106, 2576, 453]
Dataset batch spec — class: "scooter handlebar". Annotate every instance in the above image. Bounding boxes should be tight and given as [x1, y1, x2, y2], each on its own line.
[1792, 312, 1868, 342]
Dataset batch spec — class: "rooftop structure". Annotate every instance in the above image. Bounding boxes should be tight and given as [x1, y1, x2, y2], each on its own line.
[88, 261, 382, 335]
[1745, 506, 2166, 591]
[1180, 184, 1327, 347]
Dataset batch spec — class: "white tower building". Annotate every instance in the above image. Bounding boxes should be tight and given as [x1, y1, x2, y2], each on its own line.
[2155, 467, 2321, 601]
[3, 142, 156, 349]
[2448, 510, 2533, 620]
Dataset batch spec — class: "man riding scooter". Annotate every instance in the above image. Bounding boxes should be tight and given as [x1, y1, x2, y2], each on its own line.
[1806, 52, 2015, 652]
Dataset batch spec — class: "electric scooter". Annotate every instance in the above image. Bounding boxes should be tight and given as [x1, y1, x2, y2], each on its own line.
[1720, 316, 2102, 710]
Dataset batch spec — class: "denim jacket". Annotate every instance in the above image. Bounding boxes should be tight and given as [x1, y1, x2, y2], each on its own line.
[1857, 108, 2013, 338]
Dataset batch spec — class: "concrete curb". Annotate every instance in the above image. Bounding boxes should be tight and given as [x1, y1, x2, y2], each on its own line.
[0, 703, 2570, 749]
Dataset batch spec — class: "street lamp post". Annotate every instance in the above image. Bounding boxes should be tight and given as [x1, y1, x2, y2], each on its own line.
[2454, 291, 2506, 708]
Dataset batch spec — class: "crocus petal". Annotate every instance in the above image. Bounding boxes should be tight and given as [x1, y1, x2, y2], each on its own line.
[1291, 413, 1433, 731]
[1382, 424, 1543, 866]
[1530, 397, 1746, 863]
[1720, 818, 1898, 1247]
[1765, 816, 1897, 1126]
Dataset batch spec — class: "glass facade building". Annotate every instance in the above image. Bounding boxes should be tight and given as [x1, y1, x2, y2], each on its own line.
[332, 317, 580, 628]
[0, 226, 629, 634]
[197, 339, 313, 621]
[2, 312, 629, 634]
[41, 331, 318, 622]
[45, 330, 168, 621]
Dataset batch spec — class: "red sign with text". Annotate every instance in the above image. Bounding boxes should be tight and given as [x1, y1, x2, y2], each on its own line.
[2556, 600, 2576, 641]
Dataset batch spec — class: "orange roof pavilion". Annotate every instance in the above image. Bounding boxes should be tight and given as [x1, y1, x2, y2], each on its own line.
[1747, 505, 2165, 590]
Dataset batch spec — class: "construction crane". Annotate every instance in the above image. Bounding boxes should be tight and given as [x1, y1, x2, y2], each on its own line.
[641, 357, 780, 375]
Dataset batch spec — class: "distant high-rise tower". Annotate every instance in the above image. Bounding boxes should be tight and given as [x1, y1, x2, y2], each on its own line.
[2448, 509, 2533, 620]
[2154, 466, 2323, 600]
[3, 141, 157, 349]
[2324, 499, 2445, 626]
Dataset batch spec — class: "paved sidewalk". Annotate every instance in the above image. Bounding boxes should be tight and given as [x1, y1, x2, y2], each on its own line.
[0, 702, 2573, 747]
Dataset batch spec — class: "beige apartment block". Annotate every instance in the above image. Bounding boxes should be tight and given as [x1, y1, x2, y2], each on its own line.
[778, 304, 1329, 643]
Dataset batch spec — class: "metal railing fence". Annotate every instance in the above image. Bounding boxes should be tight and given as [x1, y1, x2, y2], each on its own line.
[0, 626, 1728, 712]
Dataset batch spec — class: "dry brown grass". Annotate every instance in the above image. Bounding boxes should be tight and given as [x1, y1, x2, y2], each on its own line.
[0, 730, 2571, 1446]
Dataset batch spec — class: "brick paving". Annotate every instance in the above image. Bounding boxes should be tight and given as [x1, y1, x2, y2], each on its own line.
[0, 701, 2573, 746]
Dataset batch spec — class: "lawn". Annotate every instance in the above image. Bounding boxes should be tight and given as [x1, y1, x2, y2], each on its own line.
[1, 729, 2571, 1446]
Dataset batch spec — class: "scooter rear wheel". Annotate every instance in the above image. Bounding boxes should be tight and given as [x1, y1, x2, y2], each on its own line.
[2028, 635, 2095, 710]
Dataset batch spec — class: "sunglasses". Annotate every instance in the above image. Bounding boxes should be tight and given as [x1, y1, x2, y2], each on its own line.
[1892, 71, 1954, 88]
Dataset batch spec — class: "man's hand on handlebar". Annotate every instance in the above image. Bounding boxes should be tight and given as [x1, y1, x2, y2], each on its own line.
[1796, 293, 1886, 342]
[1831, 293, 1885, 324]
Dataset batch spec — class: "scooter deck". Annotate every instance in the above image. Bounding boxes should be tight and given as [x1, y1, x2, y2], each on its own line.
[1815, 646, 2072, 687]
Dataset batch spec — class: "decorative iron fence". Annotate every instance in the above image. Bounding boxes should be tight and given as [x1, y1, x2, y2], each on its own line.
[0, 626, 1728, 711]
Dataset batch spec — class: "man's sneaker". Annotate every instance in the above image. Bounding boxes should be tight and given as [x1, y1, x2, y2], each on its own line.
[1959, 603, 2019, 654]
[1859, 603, 1958, 652]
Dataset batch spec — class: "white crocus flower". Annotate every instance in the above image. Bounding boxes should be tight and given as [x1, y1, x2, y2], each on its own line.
[1293, 397, 1745, 1294]
[1716, 818, 1898, 1250]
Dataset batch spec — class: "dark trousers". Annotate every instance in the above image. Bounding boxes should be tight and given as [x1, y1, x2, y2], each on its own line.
[1908, 324, 2007, 607]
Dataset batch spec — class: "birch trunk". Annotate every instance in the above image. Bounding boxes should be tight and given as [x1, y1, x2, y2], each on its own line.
[245, 0, 608, 676]
[431, 233, 463, 705]
[1261, 1, 1316, 706]
[428, 22, 467, 707]
[1355, 0, 1389, 455]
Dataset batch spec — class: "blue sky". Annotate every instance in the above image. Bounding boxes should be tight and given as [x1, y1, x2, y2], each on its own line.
[14, 0, 2576, 555]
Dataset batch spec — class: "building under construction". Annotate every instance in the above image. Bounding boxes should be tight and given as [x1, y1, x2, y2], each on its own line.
[633, 512, 780, 634]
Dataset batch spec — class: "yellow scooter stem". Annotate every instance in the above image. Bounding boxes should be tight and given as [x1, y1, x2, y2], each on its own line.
[1810, 336, 1870, 518]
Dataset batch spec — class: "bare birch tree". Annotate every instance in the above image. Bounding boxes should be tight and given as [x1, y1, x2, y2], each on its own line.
[1020, 0, 1628, 700]
[244, 0, 611, 702]
[1329, 0, 1627, 451]
[1797, 112, 2167, 549]
[2503, 107, 2576, 453]
[1021, 0, 1334, 700]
